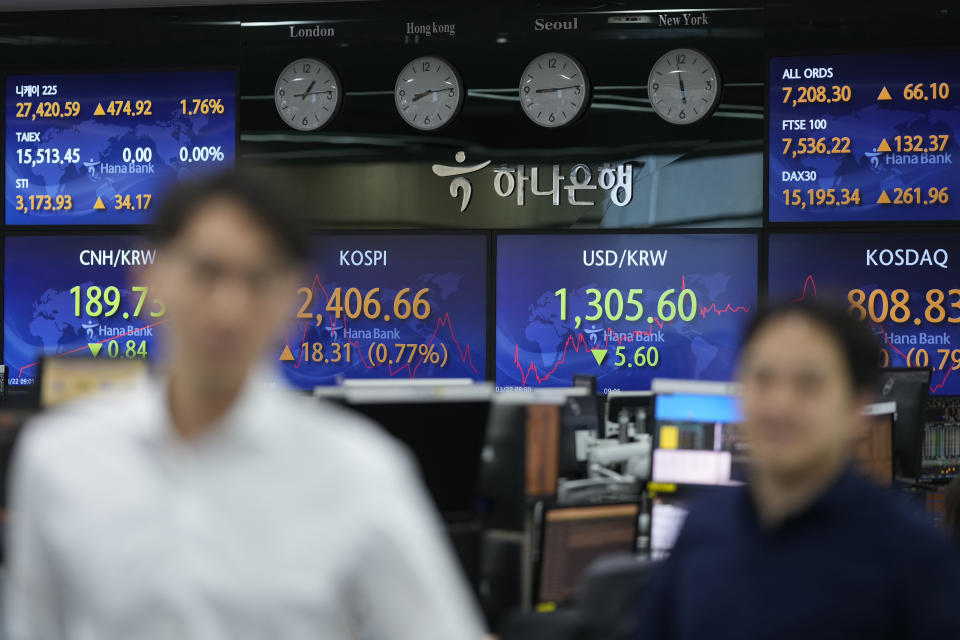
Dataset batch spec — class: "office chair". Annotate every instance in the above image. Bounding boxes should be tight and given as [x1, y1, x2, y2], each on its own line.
[499, 554, 653, 640]
[575, 553, 654, 640]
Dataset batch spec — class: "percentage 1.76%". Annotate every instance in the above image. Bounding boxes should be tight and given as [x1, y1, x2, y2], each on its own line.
[180, 98, 226, 116]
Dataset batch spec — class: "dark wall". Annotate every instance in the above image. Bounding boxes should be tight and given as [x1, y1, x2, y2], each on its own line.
[0, 2, 957, 228]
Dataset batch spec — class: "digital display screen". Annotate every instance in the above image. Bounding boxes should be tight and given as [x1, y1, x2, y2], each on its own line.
[768, 52, 960, 223]
[538, 504, 638, 604]
[4, 236, 166, 386]
[655, 393, 741, 424]
[652, 392, 747, 486]
[495, 234, 758, 393]
[768, 232, 960, 395]
[6, 71, 236, 225]
[279, 235, 487, 389]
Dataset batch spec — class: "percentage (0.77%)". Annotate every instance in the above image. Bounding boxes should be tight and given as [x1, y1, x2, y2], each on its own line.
[294, 341, 449, 368]
[368, 342, 448, 367]
[178, 145, 225, 163]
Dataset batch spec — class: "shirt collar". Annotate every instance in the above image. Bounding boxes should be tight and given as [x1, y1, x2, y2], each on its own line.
[742, 465, 862, 533]
[134, 366, 280, 450]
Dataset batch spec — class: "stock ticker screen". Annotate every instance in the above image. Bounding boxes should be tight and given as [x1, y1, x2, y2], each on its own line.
[768, 233, 959, 396]
[769, 52, 960, 223]
[6, 71, 236, 225]
[279, 234, 488, 389]
[495, 234, 758, 393]
[4, 236, 165, 387]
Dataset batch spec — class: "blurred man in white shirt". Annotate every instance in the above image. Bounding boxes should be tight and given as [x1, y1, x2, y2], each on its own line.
[6, 171, 486, 640]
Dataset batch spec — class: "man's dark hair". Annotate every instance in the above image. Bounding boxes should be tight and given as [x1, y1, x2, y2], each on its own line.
[741, 302, 881, 394]
[151, 170, 308, 264]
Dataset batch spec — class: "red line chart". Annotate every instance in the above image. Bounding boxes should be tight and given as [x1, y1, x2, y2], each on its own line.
[510, 275, 751, 386]
[790, 274, 949, 394]
[512, 329, 624, 387]
[282, 274, 480, 379]
[791, 275, 818, 303]
[17, 319, 169, 378]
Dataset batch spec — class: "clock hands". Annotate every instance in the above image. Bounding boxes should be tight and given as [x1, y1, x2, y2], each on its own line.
[295, 80, 316, 99]
[412, 88, 450, 101]
[294, 89, 335, 99]
[294, 80, 335, 99]
[535, 85, 581, 93]
[677, 72, 687, 104]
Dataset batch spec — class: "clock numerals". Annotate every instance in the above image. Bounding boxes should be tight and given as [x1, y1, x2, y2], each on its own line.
[519, 52, 590, 129]
[274, 58, 342, 131]
[395, 56, 463, 131]
[648, 48, 720, 125]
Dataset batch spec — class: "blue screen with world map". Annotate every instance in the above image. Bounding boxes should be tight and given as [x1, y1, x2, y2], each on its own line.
[6, 70, 235, 225]
[5, 233, 489, 389]
[495, 234, 758, 393]
[279, 234, 488, 389]
[769, 52, 960, 223]
[4, 235, 166, 386]
[768, 232, 960, 396]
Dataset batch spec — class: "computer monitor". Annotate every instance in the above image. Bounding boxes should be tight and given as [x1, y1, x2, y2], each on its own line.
[920, 397, 960, 480]
[38, 356, 148, 409]
[650, 380, 746, 486]
[573, 374, 604, 433]
[604, 391, 652, 440]
[856, 401, 895, 485]
[572, 374, 597, 396]
[341, 378, 476, 388]
[338, 384, 492, 520]
[535, 503, 639, 605]
[558, 388, 601, 479]
[922, 421, 960, 480]
[648, 399, 900, 561]
[498, 386, 599, 481]
[877, 368, 932, 480]
[478, 393, 565, 531]
[0, 408, 32, 536]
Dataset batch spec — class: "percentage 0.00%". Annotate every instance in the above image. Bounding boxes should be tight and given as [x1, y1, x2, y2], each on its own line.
[178, 145, 225, 163]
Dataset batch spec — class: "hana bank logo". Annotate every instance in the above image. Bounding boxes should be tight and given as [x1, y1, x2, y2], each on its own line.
[84, 157, 102, 179]
[431, 151, 491, 212]
[432, 150, 635, 213]
[864, 147, 883, 172]
[81, 322, 98, 340]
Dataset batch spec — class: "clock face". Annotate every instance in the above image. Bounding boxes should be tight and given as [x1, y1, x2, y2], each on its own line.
[647, 49, 720, 125]
[275, 58, 342, 131]
[395, 56, 464, 131]
[519, 52, 590, 128]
